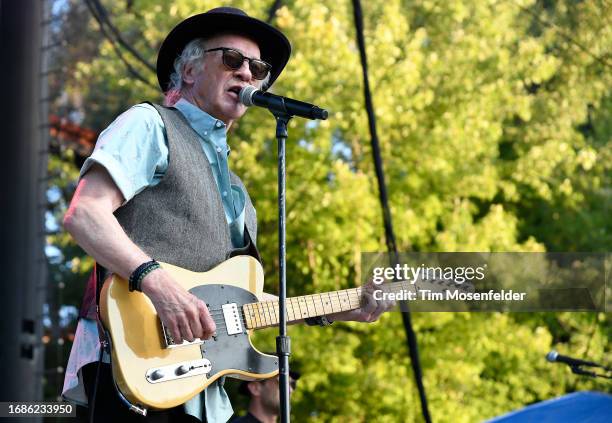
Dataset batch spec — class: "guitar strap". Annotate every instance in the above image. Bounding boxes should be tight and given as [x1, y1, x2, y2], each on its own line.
[228, 226, 262, 264]
[94, 262, 110, 347]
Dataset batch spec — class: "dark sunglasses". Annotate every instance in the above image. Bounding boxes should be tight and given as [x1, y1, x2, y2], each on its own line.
[204, 47, 271, 80]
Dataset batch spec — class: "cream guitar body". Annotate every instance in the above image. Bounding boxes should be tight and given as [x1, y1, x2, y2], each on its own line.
[99, 255, 279, 412]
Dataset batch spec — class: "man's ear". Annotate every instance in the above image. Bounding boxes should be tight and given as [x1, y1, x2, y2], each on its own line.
[247, 381, 261, 397]
[182, 62, 197, 85]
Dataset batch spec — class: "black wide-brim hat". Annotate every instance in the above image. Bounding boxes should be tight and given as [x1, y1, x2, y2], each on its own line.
[156, 7, 291, 92]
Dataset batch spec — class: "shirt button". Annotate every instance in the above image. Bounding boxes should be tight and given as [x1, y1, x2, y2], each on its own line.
[222, 191, 228, 197]
[204, 131, 208, 136]
[215, 121, 223, 128]
[216, 147, 222, 153]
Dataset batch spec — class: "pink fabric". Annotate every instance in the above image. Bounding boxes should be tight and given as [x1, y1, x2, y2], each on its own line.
[164, 89, 182, 107]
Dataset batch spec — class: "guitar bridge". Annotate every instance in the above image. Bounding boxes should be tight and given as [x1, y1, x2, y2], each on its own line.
[161, 324, 205, 348]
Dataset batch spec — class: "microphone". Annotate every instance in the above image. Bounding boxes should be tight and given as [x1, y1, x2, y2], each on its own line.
[239, 85, 328, 120]
[546, 350, 603, 369]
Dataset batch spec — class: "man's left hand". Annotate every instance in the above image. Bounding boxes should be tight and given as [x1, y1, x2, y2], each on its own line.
[329, 283, 396, 323]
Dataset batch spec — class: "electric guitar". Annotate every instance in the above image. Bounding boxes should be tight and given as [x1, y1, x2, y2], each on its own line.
[99, 255, 471, 413]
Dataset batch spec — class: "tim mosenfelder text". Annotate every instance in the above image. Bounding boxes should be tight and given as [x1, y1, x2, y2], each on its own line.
[373, 289, 527, 301]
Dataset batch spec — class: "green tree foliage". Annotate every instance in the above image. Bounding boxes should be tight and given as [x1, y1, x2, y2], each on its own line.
[50, 0, 610, 421]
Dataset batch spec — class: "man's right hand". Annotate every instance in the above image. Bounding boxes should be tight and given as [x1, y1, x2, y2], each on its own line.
[140, 268, 216, 343]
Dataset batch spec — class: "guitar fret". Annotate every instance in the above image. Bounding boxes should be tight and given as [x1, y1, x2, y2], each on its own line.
[323, 292, 332, 314]
[310, 296, 317, 317]
[242, 304, 250, 328]
[331, 292, 341, 312]
[305, 295, 315, 318]
[243, 285, 379, 330]
[301, 295, 310, 317]
[248, 303, 256, 328]
[254, 303, 262, 328]
[258, 303, 266, 327]
[248, 303, 255, 329]
[267, 302, 274, 326]
[271, 302, 278, 325]
[328, 292, 338, 313]
[302, 295, 312, 318]
[341, 291, 350, 311]
[263, 302, 271, 326]
[266, 302, 275, 326]
[315, 294, 325, 316]
[244, 303, 254, 329]
[297, 297, 306, 319]
[351, 288, 361, 308]
[287, 298, 295, 322]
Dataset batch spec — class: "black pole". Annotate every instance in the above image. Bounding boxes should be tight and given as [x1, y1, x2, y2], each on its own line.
[274, 113, 293, 423]
[0, 0, 48, 408]
[351, 1, 432, 422]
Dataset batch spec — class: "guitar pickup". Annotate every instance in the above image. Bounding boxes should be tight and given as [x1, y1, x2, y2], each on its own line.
[222, 303, 243, 335]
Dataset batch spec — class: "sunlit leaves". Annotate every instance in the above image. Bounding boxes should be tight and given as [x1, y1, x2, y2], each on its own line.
[52, 0, 611, 420]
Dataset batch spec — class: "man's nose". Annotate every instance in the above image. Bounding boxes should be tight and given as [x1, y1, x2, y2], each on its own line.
[233, 59, 252, 81]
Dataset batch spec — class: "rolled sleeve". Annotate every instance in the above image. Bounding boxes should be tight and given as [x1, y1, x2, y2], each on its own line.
[80, 103, 168, 202]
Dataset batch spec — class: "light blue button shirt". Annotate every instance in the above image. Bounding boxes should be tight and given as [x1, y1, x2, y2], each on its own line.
[173, 99, 247, 248]
[62, 100, 249, 422]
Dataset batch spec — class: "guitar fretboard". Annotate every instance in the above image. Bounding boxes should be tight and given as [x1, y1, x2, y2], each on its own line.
[242, 288, 360, 329]
[242, 279, 445, 329]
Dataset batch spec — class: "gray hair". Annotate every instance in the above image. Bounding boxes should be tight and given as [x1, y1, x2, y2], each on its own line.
[167, 38, 210, 94]
[166, 36, 272, 95]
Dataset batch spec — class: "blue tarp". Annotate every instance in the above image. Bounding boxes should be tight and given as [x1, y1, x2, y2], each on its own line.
[487, 391, 612, 423]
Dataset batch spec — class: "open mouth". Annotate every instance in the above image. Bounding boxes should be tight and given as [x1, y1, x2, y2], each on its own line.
[227, 86, 242, 99]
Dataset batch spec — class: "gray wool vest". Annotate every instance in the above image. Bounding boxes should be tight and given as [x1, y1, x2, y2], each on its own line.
[79, 103, 260, 319]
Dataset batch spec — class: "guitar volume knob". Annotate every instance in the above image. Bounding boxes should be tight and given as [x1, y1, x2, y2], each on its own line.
[176, 365, 190, 375]
[150, 370, 165, 381]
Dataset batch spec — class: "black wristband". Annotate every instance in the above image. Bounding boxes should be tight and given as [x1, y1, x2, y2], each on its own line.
[129, 260, 160, 292]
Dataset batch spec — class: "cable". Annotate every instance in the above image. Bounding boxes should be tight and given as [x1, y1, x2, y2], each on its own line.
[88, 0, 156, 72]
[88, 348, 103, 423]
[267, 0, 284, 24]
[351, 1, 431, 422]
[83, 0, 156, 89]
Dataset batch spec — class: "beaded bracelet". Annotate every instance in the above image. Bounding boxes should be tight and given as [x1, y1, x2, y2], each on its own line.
[129, 260, 160, 292]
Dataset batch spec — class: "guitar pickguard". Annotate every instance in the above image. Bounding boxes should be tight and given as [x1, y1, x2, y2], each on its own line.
[188, 284, 278, 381]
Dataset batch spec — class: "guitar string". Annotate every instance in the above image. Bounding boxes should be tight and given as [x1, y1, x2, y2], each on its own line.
[204, 277, 462, 323]
[167, 296, 355, 333]
[203, 278, 444, 321]
[166, 294, 362, 341]
[162, 292, 365, 335]
[205, 290, 364, 316]
[202, 295, 361, 333]
[206, 296, 362, 321]
[167, 279, 461, 340]
[218, 296, 362, 330]
[176, 290, 368, 336]
[208, 294, 363, 316]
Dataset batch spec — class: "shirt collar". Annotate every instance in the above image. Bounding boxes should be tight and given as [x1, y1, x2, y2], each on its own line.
[174, 97, 227, 138]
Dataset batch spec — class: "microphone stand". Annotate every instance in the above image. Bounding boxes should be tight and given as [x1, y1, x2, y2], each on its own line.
[251, 89, 326, 422]
[273, 110, 293, 423]
[570, 366, 612, 380]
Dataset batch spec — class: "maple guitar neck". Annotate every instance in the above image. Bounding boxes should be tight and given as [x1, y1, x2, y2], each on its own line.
[242, 280, 416, 329]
